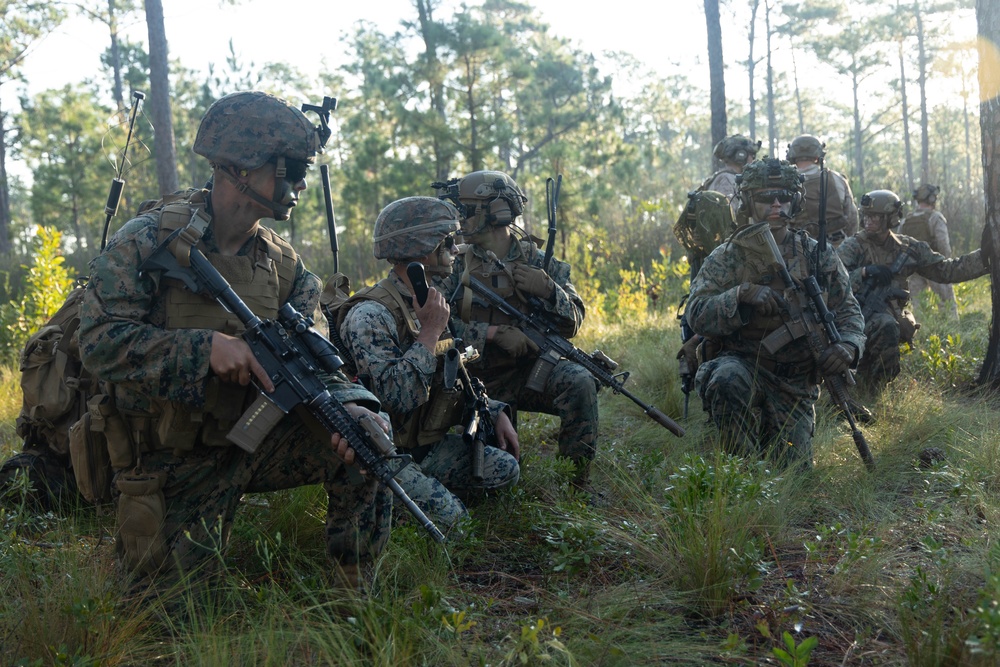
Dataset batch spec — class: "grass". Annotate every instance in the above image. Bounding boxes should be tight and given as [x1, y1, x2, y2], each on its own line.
[1, 275, 999, 665]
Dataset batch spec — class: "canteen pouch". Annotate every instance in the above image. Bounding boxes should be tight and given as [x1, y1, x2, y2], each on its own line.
[115, 471, 168, 576]
[68, 412, 113, 505]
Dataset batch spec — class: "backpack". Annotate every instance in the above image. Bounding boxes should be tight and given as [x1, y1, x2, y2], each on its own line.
[672, 190, 737, 258]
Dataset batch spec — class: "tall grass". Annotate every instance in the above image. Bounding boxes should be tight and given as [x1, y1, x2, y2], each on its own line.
[2, 272, 998, 665]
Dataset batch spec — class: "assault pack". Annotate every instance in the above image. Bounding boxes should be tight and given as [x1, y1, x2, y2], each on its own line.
[672, 189, 737, 260]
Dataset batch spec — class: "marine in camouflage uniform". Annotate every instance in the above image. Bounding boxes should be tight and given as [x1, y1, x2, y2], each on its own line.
[688, 158, 865, 468]
[785, 134, 859, 247]
[699, 134, 761, 204]
[898, 185, 959, 318]
[433, 171, 598, 483]
[338, 197, 520, 533]
[837, 189, 987, 388]
[78, 92, 391, 582]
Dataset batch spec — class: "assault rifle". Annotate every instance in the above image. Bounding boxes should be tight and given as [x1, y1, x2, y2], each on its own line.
[453, 275, 686, 438]
[750, 222, 875, 470]
[140, 235, 447, 544]
[544, 175, 562, 272]
[407, 262, 494, 482]
[856, 245, 920, 324]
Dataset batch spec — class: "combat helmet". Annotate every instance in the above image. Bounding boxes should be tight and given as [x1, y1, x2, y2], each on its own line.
[713, 135, 761, 166]
[913, 184, 940, 204]
[194, 91, 322, 172]
[860, 190, 903, 229]
[785, 134, 826, 162]
[735, 158, 804, 219]
[445, 170, 527, 237]
[373, 197, 461, 262]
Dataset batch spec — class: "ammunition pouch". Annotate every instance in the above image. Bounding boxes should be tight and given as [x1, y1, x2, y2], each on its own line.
[115, 470, 168, 576]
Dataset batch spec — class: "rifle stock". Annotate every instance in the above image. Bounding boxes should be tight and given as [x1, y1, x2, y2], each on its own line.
[457, 275, 686, 438]
[140, 238, 447, 544]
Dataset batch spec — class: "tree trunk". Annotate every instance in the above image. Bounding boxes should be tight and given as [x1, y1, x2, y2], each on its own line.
[977, 0, 1000, 385]
[747, 0, 759, 141]
[791, 49, 804, 135]
[415, 0, 450, 184]
[851, 62, 864, 189]
[764, 0, 777, 156]
[916, 4, 930, 183]
[109, 0, 125, 111]
[899, 40, 914, 193]
[704, 0, 727, 168]
[145, 0, 179, 195]
[0, 89, 10, 256]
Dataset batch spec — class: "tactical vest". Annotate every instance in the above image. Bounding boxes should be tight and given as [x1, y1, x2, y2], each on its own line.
[698, 167, 738, 194]
[340, 279, 462, 450]
[899, 210, 933, 245]
[795, 170, 849, 234]
[141, 191, 299, 452]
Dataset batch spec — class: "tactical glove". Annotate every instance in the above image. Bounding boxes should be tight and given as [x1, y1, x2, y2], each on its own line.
[737, 283, 785, 317]
[818, 342, 854, 376]
[513, 264, 556, 300]
[492, 325, 539, 358]
[863, 264, 893, 287]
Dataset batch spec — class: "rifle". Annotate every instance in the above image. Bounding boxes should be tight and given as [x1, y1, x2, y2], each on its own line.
[453, 275, 686, 438]
[814, 152, 828, 285]
[407, 262, 493, 482]
[140, 235, 447, 544]
[856, 246, 920, 324]
[101, 90, 145, 251]
[750, 223, 875, 470]
[544, 175, 562, 272]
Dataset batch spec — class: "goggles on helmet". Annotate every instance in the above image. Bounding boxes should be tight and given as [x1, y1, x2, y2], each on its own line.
[751, 189, 796, 204]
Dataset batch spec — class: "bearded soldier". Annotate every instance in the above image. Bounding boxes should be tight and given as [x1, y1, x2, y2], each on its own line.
[687, 158, 865, 468]
[78, 92, 391, 585]
[337, 197, 520, 532]
[898, 184, 959, 319]
[434, 171, 599, 487]
[837, 190, 987, 388]
[785, 134, 859, 247]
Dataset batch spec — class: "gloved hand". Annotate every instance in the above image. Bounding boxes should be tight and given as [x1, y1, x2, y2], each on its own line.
[737, 282, 785, 317]
[863, 264, 893, 287]
[513, 264, 556, 300]
[818, 342, 854, 376]
[492, 325, 539, 358]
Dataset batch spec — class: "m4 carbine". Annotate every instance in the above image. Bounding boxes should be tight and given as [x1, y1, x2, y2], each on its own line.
[747, 224, 874, 469]
[856, 245, 920, 324]
[453, 275, 685, 438]
[141, 233, 447, 544]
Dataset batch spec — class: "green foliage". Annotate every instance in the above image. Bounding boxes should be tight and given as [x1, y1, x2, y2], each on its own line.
[0, 226, 73, 365]
[914, 333, 981, 388]
[770, 631, 818, 667]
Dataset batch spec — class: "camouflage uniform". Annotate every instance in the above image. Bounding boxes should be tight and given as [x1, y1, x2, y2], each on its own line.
[837, 230, 987, 385]
[79, 198, 391, 578]
[899, 207, 958, 317]
[688, 158, 865, 468]
[339, 270, 519, 532]
[436, 239, 598, 467]
[790, 163, 859, 246]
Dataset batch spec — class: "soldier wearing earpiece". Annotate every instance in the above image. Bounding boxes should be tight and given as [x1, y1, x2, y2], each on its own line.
[785, 134, 859, 247]
[837, 189, 987, 388]
[433, 170, 599, 488]
[898, 184, 959, 318]
[687, 158, 865, 468]
[698, 134, 761, 204]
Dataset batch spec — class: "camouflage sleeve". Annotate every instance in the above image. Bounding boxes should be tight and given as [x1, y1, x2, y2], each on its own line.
[685, 244, 747, 338]
[289, 260, 328, 338]
[820, 246, 866, 357]
[340, 300, 437, 415]
[835, 237, 867, 291]
[840, 175, 859, 237]
[79, 216, 215, 408]
[529, 251, 586, 338]
[913, 246, 988, 284]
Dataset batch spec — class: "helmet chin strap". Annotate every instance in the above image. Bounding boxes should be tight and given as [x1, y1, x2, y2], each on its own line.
[217, 164, 294, 218]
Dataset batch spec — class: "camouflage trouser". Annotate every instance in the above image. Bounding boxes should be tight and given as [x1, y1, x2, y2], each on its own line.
[394, 434, 519, 532]
[482, 359, 599, 465]
[696, 353, 816, 468]
[859, 311, 901, 388]
[908, 274, 958, 318]
[121, 410, 392, 579]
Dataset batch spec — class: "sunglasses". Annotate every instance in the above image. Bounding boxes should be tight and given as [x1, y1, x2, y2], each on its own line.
[751, 189, 796, 204]
[273, 157, 310, 183]
[438, 235, 457, 252]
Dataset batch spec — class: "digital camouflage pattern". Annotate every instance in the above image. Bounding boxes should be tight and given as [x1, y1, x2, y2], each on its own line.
[687, 229, 865, 467]
[339, 272, 519, 531]
[193, 91, 321, 171]
[858, 190, 903, 227]
[899, 207, 958, 316]
[79, 197, 390, 575]
[699, 168, 741, 202]
[837, 231, 987, 385]
[373, 197, 461, 261]
[436, 239, 598, 467]
[789, 163, 859, 245]
[785, 134, 825, 162]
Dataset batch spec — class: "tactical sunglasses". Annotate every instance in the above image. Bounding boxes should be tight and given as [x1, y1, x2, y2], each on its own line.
[272, 157, 310, 183]
[751, 189, 796, 204]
